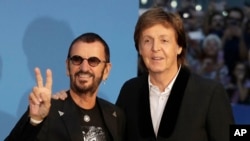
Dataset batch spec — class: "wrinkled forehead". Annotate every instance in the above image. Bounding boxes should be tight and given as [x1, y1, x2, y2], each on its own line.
[141, 21, 175, 35]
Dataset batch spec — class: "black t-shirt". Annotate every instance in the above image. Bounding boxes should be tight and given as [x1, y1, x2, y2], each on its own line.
[77, 103, 112, 141]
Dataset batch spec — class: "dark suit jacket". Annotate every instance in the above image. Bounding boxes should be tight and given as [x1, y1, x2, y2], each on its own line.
[116, 66, 234, 141]
[5, 91, 125, 141]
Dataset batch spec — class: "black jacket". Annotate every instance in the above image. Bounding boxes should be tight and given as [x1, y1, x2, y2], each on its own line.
[5, 91, 125, 141]
[116, 66, 234, 141]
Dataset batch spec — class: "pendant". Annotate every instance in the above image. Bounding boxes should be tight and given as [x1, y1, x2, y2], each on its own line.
[83, 114, 90, 122]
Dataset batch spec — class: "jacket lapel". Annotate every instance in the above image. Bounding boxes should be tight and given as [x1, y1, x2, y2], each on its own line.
[98, 98, 119, 140]
[137, 67, 191, 139]
[138, 74, 156, 138]
[57, 93, 120, 141]
[157, 66, 190, 138]
[60, 92, 83, 141]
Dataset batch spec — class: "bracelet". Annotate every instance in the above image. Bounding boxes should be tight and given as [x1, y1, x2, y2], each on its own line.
[30, 117, 43, 125]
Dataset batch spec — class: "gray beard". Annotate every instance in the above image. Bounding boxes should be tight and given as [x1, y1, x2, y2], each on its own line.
[70, 73, 103, 97]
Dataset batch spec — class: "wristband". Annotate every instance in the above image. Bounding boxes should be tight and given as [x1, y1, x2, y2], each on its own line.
[30, 117, 43, 125]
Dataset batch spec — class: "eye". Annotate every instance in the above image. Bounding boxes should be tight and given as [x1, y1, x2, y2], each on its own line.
[88, 57, 101, 66]
[70, 55, 83, 65]
[161, 39, 168, 43]
[144, 38, 153, 45]
[142, 39, 150, 43]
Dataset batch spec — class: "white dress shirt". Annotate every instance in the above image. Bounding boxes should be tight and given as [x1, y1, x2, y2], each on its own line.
[149, 67, 180, 136]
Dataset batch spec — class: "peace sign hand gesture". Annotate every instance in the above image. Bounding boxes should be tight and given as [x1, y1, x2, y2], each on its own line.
[29, 67, 53, 124]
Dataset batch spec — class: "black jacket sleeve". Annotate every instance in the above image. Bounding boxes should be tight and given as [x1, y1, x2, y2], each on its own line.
[4, 109, 44, 141]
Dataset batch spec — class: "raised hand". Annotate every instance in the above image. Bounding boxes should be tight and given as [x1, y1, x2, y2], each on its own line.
[29, 67, 52, 123]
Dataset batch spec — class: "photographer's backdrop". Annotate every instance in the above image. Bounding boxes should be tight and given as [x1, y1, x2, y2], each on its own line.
[0, 1, 138, 139]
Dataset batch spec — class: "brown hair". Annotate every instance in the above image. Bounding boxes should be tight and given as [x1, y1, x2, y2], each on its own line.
[134, 7, 187, 74]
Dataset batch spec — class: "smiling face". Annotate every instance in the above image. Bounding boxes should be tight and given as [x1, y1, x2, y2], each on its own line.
[66, 41, 111, 96]
[138, 24, 182, 75]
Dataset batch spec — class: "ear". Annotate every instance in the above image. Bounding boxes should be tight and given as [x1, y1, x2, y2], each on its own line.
[177, 46, 183, 55]
[102, 63, 112, 81]
[66, 59, 70, 76]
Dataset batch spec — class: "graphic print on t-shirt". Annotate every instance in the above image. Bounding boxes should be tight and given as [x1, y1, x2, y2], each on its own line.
[78, 103, 111, 141]
[81, 125, 106, 141]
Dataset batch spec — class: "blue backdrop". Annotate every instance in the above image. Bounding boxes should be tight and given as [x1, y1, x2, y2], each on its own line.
[0, 1, 138, 139]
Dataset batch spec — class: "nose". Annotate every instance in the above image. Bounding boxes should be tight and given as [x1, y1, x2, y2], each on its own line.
[151, 41, 161, 52]
[79, 59, 90, 71]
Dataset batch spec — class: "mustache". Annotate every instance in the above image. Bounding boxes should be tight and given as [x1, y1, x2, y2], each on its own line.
[75, 70, 94, 77]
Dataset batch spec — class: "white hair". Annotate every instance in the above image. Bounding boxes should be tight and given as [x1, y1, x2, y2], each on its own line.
[202, 34, 222, 49]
